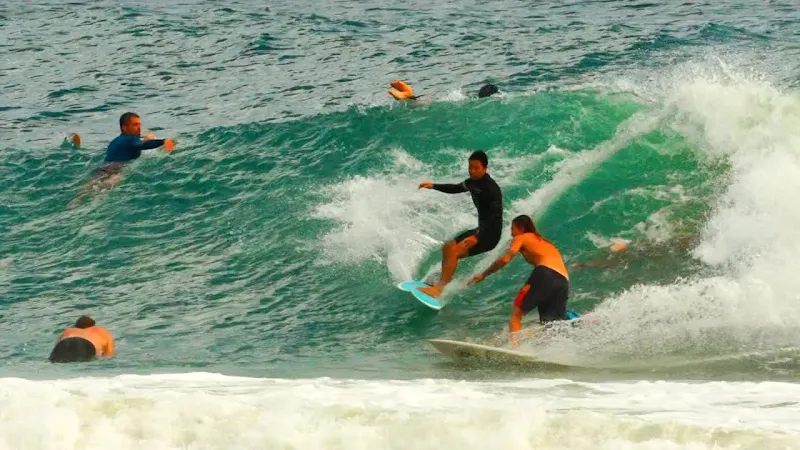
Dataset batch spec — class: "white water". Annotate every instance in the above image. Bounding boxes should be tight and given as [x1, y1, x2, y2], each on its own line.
[528, 62, 800, 368]
[1, 373, 798, 450]
[312, 147, 552, 281]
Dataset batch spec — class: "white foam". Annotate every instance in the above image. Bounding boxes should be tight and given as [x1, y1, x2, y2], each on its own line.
[311, 147, 552, 281]
[659, 64, 800, 309]
[0, 374, 797, 450]
[311, 150, 475, 280]
[538, 61, 800, 361]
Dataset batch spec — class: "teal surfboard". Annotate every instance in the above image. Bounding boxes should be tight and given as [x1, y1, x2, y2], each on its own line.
[397, 280, 443, 310]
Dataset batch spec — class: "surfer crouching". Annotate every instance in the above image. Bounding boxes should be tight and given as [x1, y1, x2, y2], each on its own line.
[469, 215, 571, 348]
[49, 315, 115, 363]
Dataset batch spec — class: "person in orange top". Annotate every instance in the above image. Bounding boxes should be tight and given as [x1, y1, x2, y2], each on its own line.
[469, 215, 570, 346]
[48, 315, 115, 363]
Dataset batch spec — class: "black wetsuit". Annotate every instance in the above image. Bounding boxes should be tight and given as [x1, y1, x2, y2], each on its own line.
[433, 173, 503, 256]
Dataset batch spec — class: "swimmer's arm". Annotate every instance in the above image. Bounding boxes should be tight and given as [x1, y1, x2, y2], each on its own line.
[105, 338, 115, 357]
[99, 327, 115, 357]
[431, 180, 468, 194]
[134, 138, 166, 151]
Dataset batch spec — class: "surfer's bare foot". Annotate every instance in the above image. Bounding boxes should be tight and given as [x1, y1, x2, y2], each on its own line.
[418, 285, 442, 298]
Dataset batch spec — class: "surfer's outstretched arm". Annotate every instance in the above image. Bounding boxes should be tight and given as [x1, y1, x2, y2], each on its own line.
[418, 180, 468, 194]
[469, 237, 522, 284]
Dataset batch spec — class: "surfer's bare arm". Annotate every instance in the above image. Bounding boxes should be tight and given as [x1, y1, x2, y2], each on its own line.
[469, 238, 522, 284]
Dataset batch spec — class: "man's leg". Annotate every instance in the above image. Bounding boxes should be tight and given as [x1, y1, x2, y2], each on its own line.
[419, 234, 477, 298]
[508, 283, 531, 348]
[509, 305, 526, 349]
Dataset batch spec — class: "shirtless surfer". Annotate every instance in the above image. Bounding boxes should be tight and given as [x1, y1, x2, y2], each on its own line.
[48, 315, 115, 363]
[469, 215, 570, 347]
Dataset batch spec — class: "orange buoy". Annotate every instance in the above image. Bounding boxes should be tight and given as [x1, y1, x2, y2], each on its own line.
[69, 133, 81, 147]
[389, 80, 415, 100]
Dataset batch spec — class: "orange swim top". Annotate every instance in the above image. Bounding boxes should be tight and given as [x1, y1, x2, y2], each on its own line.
[511, 232, 569, 280]
[59, 325, 115, 356]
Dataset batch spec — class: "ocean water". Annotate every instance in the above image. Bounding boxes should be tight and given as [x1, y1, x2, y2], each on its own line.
[2, 0, 800, 448]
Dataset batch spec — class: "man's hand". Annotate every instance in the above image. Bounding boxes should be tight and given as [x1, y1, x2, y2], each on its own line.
[418, 181, 433, 189]
[143, 133, 156, 141]
[468, 273, 486, 285]
[164, 138, 176, 152]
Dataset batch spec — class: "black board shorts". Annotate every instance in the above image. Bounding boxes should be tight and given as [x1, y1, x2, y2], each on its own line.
[513, 265, 569, 323]
[48, 337, 97, 363]
[453, 227, 501, 257]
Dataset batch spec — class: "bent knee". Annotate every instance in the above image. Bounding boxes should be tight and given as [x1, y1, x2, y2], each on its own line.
[444, 241, 468, 257]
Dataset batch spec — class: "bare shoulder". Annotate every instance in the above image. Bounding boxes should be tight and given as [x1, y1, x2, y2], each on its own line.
[90, 326, 113, 340]
[509, 233, 531, 251]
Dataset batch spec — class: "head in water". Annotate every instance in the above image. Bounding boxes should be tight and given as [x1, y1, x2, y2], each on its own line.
[119, 112, 142, 136]
[75, 315, 96, 329]
[478, 84, 498, 98]
[468, 151, 489, 180]
[511, 215, 538, 237]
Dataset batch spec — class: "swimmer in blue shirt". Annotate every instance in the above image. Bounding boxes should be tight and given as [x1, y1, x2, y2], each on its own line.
[104, 112, 175, 163]
[68, 112, 176, 208]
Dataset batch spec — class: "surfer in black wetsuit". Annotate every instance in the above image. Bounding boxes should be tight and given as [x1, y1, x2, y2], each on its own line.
[418, 151, 503, 298]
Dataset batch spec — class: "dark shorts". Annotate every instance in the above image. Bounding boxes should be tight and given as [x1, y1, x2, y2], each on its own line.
[453, 227, 501, 257]
[513, 265, 569, 323]
[48, 337, 97, 363]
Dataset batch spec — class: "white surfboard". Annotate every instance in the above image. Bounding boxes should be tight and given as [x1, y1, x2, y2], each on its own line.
[428, 338, 576, 369]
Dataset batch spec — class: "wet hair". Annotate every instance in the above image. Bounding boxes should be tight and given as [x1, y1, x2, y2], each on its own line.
[469, 150, 488, 168]
[513, 215, 554, 244]
[512, 215, 538, 234]
[75, 315, 96, 329]
[119, 112, 140, 129]
[478, 84, 498, 98]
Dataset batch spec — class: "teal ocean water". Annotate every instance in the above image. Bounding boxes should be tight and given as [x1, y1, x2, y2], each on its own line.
[2, 1, 800, 448]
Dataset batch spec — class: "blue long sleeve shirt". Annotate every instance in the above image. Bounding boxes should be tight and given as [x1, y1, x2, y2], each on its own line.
[104, 134, 165, 163]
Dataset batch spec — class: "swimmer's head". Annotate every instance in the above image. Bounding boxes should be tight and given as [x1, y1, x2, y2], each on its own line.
[119, 112, 142, 137]
[511, 215, 538, 237]
[468, 150, 488, 179]
[75, 315, 96, 329]
[478, 84, 498, 98]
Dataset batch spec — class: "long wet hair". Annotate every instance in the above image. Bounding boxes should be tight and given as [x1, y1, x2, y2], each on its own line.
[512, 215, 553, 243]
[512, 215, 538, 234]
